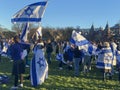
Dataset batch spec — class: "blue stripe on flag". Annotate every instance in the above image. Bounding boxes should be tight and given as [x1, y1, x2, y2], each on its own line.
[76, 39, 90, 46]
[37, 31, 41, 37]
[29, 1, 47, 6]
[31, 55, 37, 86]
[70, 38, 75, 44]
[20, 23, 28, 41]
[100, 49, 112, 54]
[11, 18, 42, 22]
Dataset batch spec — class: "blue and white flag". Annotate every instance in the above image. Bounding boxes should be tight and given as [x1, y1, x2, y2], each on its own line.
[56, 53, 67, 64]
[30, 43, 48, 86]
[96, 47, 113, 69]
[11, 1, 48, 23]
[20, 23, 29, 42]
[70, 30, 97, 55]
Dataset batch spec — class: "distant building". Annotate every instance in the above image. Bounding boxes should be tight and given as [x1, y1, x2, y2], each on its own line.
[80, 22, 120, 42]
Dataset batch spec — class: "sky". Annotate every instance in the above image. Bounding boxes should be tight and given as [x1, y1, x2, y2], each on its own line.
[0, 0, 120, 30]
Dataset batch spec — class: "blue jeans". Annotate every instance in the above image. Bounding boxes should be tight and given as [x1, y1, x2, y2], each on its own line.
[73, 58, 81, 76]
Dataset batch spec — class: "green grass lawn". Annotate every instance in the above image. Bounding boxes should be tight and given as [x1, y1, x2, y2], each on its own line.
[0, 53, 120, 90]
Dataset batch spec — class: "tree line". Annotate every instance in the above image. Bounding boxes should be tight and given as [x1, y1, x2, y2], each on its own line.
[0, 24, 75, 42]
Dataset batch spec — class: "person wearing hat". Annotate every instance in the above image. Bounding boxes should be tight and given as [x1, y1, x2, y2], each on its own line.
[96, 42, 113, 81]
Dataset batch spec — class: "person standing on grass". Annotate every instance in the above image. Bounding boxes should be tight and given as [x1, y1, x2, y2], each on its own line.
[96, 42, 113, 81]
[72, 44, 82, 77]
[110, 39, 117, 75]
[66, 45, 74, 70]
[10, 35, 30, 89]
[82, 50, 91, 74]
[56, 42, 67, 70]
[7, 37, 14, 61]
[46, 39, 53, 64]
[30, 37, 48, 86]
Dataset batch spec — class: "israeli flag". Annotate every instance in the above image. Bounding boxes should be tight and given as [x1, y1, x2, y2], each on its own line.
[96, 48, 113, 69]
[56, 53, 67, 64]
[30, 43, 48, 86]
[11, 1, 48, 23]
[70, 30, 97, 55]
[20, 23, 29, 42]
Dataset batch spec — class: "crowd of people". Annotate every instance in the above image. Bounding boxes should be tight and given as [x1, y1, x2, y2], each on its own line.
[0, 35, 120, 89]
[52, 39, 120, 81]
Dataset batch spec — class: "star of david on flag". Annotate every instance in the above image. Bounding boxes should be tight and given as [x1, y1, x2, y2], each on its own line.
[37, 57, 45, 67]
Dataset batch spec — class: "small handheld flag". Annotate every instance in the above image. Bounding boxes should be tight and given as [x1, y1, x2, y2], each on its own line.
[20, 23, 29, 42]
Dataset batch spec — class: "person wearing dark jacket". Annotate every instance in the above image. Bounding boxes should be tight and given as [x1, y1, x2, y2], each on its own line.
[10, 35, 30, 89]
[72, 45, 83, 77]
[46, 39, 53, 64]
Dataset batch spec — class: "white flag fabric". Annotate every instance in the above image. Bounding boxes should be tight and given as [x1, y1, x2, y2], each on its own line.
[21, 49, 27, 60]
[70, 30, 97, 55]
[11, 1, 48, 23]
[30, 43, 48, 86]
[1, 41, 8, 57]
[110, 42, 117, 66]
[20, 23, 29, 42]
[36, 26, 42, 40]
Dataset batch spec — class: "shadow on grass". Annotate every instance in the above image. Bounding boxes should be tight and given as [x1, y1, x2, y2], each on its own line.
[0, 56, 120, 90]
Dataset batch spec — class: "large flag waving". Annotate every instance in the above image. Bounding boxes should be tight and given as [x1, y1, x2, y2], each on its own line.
[11, 1, 48, 23]
[70, 30, 97, 55]
[11, 1, 48, 42]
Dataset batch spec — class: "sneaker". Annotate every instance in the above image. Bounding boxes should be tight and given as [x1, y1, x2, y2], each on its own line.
[59, 67, 63, 70]
[89, 67, 91, 70]
[115, 71, 119, 74]
[18, 84, 23, 88]
[10, 60, 13, 62]
[11, 86, 18, 90]
[25, 65, 29, 68]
